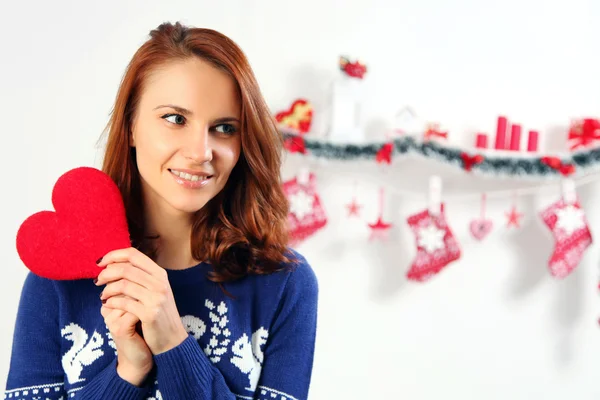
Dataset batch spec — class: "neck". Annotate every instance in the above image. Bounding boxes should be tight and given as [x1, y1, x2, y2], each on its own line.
[143, 203, 200, 271]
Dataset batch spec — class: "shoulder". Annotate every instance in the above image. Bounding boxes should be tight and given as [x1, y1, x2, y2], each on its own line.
[227, 248, 318, 304]
[19, 271, 95, 307]
[263, 249, 318, 330]
[277, 248, 318, 301]
[20, 271, 59, 297]
[282, 248, 317, 284]
[13, 273, 62, 330]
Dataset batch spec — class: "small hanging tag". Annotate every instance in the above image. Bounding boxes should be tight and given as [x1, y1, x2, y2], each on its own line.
[297, 166, 311, 186]
[428, 175, 442, 216]
[561, 178, 576, 204]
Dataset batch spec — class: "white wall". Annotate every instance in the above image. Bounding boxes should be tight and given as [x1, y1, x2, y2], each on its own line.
[1, 0, 600, 398]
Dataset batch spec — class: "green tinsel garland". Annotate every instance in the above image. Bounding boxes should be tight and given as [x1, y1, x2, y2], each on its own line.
[282, 133, 600, 179]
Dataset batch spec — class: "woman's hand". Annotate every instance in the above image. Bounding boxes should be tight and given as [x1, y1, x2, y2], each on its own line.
[96, 247, 189, 355]
[100, 302, 154, 386]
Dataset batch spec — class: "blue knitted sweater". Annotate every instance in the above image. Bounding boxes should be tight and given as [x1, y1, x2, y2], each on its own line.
[4, 250, 318, 400]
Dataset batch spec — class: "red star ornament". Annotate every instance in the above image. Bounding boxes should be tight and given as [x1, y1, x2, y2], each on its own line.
[346, 197, 362, 217]
[506, 206, 524, 228]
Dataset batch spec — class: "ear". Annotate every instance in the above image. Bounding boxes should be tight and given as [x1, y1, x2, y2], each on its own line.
[129, 124, 136, 148]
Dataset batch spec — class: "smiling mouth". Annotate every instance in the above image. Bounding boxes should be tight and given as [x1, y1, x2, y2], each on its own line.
[168, 169, 213, 182]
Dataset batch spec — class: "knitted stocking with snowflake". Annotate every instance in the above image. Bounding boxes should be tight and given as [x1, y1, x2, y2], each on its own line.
[406, 204, 461, 282]
[282, 172, 327, 246]
[539, 199, 592, 278]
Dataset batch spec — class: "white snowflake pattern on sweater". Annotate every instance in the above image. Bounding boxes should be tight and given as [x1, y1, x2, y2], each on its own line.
[4, 383, 64, 400]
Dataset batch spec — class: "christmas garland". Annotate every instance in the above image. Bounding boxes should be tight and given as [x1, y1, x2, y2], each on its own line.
[282, 132, 600, 179]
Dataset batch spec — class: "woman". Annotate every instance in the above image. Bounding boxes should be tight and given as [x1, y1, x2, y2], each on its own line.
[5, 21, 318, 400]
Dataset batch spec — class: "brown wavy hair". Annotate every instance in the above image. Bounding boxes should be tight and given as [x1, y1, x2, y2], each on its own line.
[100, 21, 293, 283]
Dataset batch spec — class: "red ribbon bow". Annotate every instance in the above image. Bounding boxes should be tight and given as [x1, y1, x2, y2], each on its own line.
[568, 118, 600, 150]
[424, 124, 448, 141]
[461, 152, 484, 172]
[284, 136, 306, 154]
[339, 56, 367, 79]
[376, 143, 393, 164]
[541, 156, 575, 176]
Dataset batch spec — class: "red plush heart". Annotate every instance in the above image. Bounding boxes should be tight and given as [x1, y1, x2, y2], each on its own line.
[16, 167, 131, 280]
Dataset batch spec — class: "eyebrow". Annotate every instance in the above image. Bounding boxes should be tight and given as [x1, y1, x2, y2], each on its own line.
[154, 104, 193, 116]
[212, 117, 241, 124]
[154, 104, 240, 124]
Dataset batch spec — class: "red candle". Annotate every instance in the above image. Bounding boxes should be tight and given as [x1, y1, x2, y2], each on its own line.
[527, 130, 538, 152]
[509, 124, 521, 151]
[475, 133, 488, 148]
[494, 116, 508, 150]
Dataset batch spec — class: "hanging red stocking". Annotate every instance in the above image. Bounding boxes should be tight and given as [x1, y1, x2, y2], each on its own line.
[283, 170, 328, 246]
[539, 198, 592, 278]
[406, 204, 461, 282]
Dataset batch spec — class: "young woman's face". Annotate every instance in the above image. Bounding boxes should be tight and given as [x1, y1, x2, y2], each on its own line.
[131, 58, 242, 216]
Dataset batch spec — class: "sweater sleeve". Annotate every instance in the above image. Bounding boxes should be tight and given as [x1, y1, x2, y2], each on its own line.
[4, 272, 152, 400]
[152, 334, 237, 399]
[153, 256, 319, 400]
[253, 258, 319, 400]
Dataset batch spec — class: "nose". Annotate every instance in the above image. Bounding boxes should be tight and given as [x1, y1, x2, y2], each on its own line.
[185, 126, 213, 164]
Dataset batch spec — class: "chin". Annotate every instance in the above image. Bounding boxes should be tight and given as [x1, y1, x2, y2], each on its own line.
[169, 197, 212, 215]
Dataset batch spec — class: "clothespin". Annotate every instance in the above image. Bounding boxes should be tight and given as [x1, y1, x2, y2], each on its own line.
[297, 166, 311, 186]
[428, 175, 442, 216]
[561, 178, 577, 204]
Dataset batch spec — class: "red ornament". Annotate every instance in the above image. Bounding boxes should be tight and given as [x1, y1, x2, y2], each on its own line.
[506, 205, 524, 228]
[346, 197, 362, 217]
[461, 152, 484, 172]
[423, 123, 448, 141]
[375, 142, 393, 164]
[368, 188, 392, 241]
[339, 56, 367, 79]
[284, 136, 306, 154]
[540, 156, 576, 176]
[275, 99, 313, 134]
[470, 219, 493, 240]
[469, 193, 493, 240]
[368, 218, 393, 241]
[568, 118, 600, 150]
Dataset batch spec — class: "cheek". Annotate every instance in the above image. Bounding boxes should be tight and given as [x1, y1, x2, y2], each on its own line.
[215, 138, 242, 172]
[135, 129, 176, 166]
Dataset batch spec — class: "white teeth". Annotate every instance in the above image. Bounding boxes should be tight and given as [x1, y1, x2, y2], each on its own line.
[171, 170, 208, 182]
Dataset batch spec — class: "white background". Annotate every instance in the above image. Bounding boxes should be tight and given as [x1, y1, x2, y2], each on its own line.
[1, 0, 600, 398]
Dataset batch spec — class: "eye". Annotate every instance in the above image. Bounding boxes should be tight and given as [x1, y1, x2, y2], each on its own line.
[162, 113, 186, 125]
[214, 124, 238, 135]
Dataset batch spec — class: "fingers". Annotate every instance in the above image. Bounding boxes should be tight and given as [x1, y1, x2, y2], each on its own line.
[98, 247, 166, 279]
[101, 302, 140, 338]
[101, 304, 125, 320]
[100, 278, 152, 305]
[103, 295, 148, 323]
[96, 261, 159, 289]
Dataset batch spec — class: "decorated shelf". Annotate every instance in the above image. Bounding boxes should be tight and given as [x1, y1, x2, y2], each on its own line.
[274, 56, 600, 180]
[282, 132, 600, 180]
